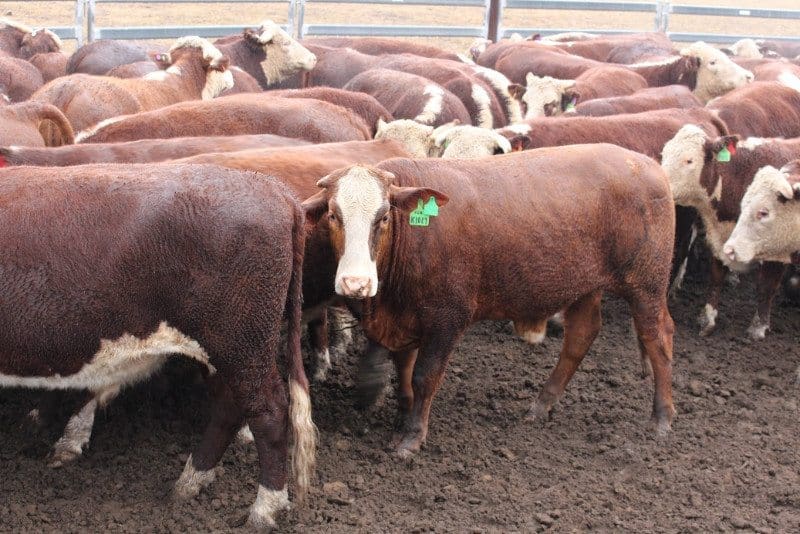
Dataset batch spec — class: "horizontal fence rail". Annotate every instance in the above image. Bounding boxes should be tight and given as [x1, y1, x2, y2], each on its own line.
[86, 0, 295, 41]
[297, 0, 492, 39]
[17, 0, 800, 46]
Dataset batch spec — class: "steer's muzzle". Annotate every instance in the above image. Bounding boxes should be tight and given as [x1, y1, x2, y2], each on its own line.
[723, 244, 738, 263]
[340, 276, 373, 299]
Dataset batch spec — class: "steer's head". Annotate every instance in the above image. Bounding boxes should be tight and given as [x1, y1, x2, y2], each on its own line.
[661, 124, 739, 207]
[166, 36, 233, 99]
[19, 28, 62, 58]
[244, 20, 316, 85]
[302, 165, 448, 299]
[680, 41, 753, 103]
[522, 73, 578, 119]
[724, 163, 800, 264]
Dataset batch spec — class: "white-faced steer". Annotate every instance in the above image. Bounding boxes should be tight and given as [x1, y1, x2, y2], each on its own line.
[661, 125, 800, 339]
[302, 144, 676, 457]
[724, 161, 800, 265]
[215, 19, 316, 89]
[31, 36, 233, 132]
[0, 163, 315, 530]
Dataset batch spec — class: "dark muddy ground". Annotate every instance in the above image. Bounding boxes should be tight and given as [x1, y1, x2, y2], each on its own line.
[1, 265, 799, 533]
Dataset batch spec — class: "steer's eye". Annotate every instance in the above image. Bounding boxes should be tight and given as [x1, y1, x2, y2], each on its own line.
[686, 159, 693, 165]
[709, 60, 717, 66]
[756, 208, 769, 220]
[328, 212, 337, 223]
[381, 213, 390, 224]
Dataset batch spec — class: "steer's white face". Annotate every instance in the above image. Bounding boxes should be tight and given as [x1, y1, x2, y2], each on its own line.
[302, 165, 450, 300]
[331, 167, 387, 298]
[660, 125, 709, 207]
[724, 165, 800, 264]
[257, 20, 317, 84]
[522, 73, 576, 119]
[681, 41, 753, 102]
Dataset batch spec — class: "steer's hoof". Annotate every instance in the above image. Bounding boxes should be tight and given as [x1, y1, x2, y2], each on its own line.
[746, 318, 768, 341]
[525, 396, 554, 424]
[698, 324, 715, 337]
[247, 486, 289, 532]
[246, 511, 277, 532]
[394, 434, 423, 459]
[48, 447, 81, 468]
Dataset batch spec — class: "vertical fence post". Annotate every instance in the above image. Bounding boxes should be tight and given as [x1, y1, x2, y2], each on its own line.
[658, 0, 670, 32]
[74, 0, 85, 46]
[287, 0, 297, 37]
[486, 0, 501, 41]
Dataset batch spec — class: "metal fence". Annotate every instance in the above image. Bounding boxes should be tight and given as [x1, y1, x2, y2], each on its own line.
[26, 0, 800, 45]
[85, 0, 295, 41]
[297, 0, 492, 39]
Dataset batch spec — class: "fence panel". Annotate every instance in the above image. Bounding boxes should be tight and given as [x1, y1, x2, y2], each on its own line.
[86, 0, 296, 41]
[297, 0, 492, 39]
[8, 0, 85, 45]
[664, 3, 800, 44]
[498, 0, 663, 39]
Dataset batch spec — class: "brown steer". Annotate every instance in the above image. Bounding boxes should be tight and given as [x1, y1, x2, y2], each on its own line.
[302, 144, 676, 456]
[0, 163, 314, 529]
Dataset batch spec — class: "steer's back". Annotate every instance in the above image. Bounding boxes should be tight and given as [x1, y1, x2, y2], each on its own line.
[0, 163, 299, 379]
[378, 144, 674, 320]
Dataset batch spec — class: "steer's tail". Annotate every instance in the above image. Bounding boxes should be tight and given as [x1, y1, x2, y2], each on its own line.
[286, 203, 316, 502]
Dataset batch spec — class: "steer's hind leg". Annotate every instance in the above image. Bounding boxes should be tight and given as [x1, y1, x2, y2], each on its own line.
[49, 393, 98, 468]
[309, 311, 331, 382]
[174, 375, 243, 499]
[630, 297, 675, 436]
[243, 368, 291, 530]
[527, 290, 602, 423]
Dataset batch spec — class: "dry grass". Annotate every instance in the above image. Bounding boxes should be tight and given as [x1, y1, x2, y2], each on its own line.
[2, 0, 797, 53]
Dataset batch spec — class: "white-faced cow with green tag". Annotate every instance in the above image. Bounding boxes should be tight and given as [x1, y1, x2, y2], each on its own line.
[302, 144, 677, 458]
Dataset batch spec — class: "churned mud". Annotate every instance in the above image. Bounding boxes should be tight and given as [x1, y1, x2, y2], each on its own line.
[1, 266, 799, 532]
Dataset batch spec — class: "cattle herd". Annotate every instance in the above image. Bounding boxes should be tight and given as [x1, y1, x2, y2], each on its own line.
[1, 14, 800, 530]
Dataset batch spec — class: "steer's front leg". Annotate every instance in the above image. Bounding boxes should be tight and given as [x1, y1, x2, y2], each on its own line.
[395, 329, 464, 459]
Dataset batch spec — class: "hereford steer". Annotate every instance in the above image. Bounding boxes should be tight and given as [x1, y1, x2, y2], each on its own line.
[0, 18, 38, 57]
[66, 39, 166, 75]
[0, 56, 44, 101]
[264, 87, 393, 136]
[343, 69, 471, 126]
[546, 32, 674, 63]
[0, 101, 74, 146]
[724, 161, 800, 264]
[0, 133, 308, 166]
[304, 36, 463, 62]
[520, 74, 580, 119]
[29, 52, 68, 82]
[0, 163, 315, 529]
[76, 96, 370, 143]
[18, 27, 63, 59]
[32, 36, 233, 132]
[573, 85, 702, 116]
[301, 145, 676, 456]
[707, 81, 800, 137]
[215, 20, 316, 90]
[661, 126, 800, 338]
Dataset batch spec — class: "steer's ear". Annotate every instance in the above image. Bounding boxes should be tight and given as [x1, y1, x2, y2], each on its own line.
[149, 51, 171, 68]
[508, 134, 531, 152]
[508, 83, 525, 100]
[704, 134, 739, 158]
[389, 185, 449, 212]
[301, 190, 329, 224]
[683, 55, 701, 71]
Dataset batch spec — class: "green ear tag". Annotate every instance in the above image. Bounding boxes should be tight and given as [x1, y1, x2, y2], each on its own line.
[716, 146, 731, 162]
[421, 196, 439, 216]
[409, 199, 430, 227]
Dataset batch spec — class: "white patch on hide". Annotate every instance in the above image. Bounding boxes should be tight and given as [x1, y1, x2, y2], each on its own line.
[414, 84, 444, 125]
[334, 167, 384, 297]
[247, 486, 290, 529]
[471, 83, 493, 128]
[173, 454, 216, 499]
[0, 322, 214, 392]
